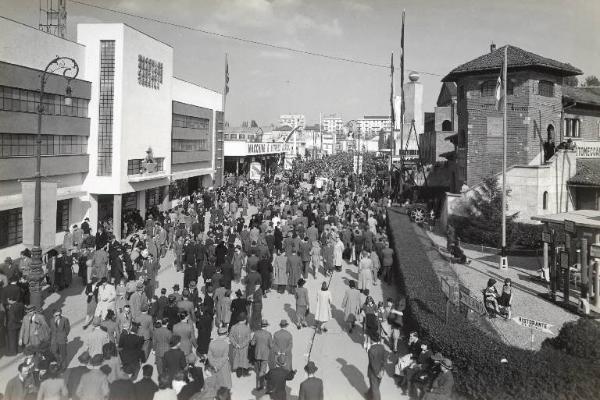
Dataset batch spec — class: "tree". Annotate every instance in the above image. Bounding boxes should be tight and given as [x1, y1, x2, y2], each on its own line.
[583, 75, 600, 87]
[563, 76, 579, 87]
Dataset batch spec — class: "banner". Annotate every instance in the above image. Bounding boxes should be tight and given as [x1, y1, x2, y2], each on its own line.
[249, 162, 262, 181]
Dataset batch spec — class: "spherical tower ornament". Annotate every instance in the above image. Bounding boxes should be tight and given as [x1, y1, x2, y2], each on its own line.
[408, 71, 420, 82]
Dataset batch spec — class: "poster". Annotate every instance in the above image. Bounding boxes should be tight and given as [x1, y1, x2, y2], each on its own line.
[249, 162, 262, 181]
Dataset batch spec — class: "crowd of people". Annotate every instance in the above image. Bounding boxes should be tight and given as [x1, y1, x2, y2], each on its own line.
[0, 155, 455, 400]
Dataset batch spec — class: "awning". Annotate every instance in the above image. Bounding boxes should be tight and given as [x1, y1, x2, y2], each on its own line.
[531, 209, 600, 230]
[568, 159, 600, 187]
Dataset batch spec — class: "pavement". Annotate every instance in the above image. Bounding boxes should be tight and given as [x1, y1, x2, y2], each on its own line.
[423, 228, 579, 350]
[0, 235, 407, 400]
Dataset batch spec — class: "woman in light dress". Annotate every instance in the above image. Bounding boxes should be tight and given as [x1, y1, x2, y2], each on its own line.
[315, 281, 332, 334]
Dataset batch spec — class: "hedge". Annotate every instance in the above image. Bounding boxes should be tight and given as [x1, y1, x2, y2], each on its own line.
[543, 319, 600, 363]
[449, 215, 545, 250]
[387, 209, 600, 400]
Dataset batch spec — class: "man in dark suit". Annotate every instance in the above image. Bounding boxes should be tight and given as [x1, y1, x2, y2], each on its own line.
[265, 354, 296, 400]
[5, 297, 24, 356]
[118, 325, 144, 379]
[134, 364, 158, 400]
[367, 334, 387, 400]
[298, 361, 324, 400]
[2, 279, 22, 306]
[162, 335, 186, 380]
[109, 364, 136, 400]
[50, 308, 70, 370]
[156, 288, 169, 320]
[151, 319, 172, 376]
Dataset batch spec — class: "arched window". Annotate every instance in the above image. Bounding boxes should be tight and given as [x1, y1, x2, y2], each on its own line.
[542, 191, 548, 210]
[441, 120, 452, 131]
[539, 80, 554, 97]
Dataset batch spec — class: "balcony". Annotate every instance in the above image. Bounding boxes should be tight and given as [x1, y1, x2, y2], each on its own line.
[127, 157, 169, 182]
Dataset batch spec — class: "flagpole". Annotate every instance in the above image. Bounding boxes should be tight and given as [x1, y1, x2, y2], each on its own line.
[389, 52, 395, 191]
[500, 45, 508, 269]
[399, 9, 405, 198]
[221, 53, 228, 185]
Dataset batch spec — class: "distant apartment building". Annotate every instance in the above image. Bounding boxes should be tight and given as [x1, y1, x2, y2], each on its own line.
[279, 114, 305, 129]
[322, 114, 343, 133]
[356, 116, 391, 135]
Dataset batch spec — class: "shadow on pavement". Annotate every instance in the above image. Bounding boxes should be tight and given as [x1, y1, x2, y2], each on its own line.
[65, 336, 83, 369]
[331, 304, 363, 346]
[336, 357, 367, 398]
[345, 268, 359, 281]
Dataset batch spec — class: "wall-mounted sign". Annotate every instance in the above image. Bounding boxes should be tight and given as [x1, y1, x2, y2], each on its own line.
[590, 244, 600, 259]
[247, 142, 291, 155]
[138, 55, 163, 90]
[575, 141, 600, 158]
[541, 231, 553, 244]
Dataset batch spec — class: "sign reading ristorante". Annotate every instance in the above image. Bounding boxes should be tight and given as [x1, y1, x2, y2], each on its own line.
[247, 142, 291, 155]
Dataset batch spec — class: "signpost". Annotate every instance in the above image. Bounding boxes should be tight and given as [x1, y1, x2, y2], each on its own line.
[564, 220, 576, 234]
[512, 316, 553, 350]
[541, 231, 553, 244]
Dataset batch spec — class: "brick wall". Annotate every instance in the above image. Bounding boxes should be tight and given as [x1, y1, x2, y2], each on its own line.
[564, 109, 600, 141]
[456, 70, 564, 187]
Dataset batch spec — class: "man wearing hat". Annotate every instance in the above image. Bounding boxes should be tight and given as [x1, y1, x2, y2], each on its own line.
[271, 319, 293, 371]
[129, 280, 148, 321]
[298, 361, 324, 400]
[229, 312, 252, 378]
[19, 305, 50, 349]
[295, 279, 310, 329]
[75, 354, 110, 400]
[171, 284, 183, 303]
[207, 325, 232, 389]
[423, 357, 454, 400]
[251, 319, 273, 391]
[265, 353, 296, 400]
[119, 323, 144, 379]
[135, 304, 153, 362]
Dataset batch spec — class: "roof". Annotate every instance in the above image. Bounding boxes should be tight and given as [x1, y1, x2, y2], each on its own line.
[436, 82, 457, 107]
[568, 159, 600, 186]
[563, 86, 600, 107]
[531, 209, 600, 230]
[442, 45, 582, 82]
[363, 116, 390, 120]
[274, 125, 293, 131]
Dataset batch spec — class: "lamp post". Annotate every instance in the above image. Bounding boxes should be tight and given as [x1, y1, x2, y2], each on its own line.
[29, 57, 79, 310]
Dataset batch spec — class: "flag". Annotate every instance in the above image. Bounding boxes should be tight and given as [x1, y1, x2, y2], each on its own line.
[224, 54, 229, 95]
[495, 51, 504, 110]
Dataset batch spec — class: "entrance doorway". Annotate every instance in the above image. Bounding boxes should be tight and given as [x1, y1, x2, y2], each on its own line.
[98, 194, 113, 225]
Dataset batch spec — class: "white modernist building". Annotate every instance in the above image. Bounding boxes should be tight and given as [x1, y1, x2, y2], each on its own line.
[0, 18, 223, 258]
[322, 114, 343, 133]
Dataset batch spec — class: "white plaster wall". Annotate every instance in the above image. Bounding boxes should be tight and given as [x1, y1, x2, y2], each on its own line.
[0, 17, 86, 75]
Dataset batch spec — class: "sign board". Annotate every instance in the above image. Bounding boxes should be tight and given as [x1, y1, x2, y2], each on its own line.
[564, 220, 576, 234]
[249, 162, 262, 181]
[512, 316, 553, 334]
[541, 231, 553, 244]
[459, 290, 487, 315]
[560, 251, 570, 269]
[575, 141, 600, 159]
[565, 234, 571, 250]
[591, 244, 600, 259]
[283, 157, 293, 170]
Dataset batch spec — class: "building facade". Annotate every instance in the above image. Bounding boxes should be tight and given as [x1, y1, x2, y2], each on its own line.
[0, 17, 91, 257]
[279, 114, 305, 129]
[322, 114, 343, 133]
[0, 18, 222, 258]
[441, 44, 600, 221]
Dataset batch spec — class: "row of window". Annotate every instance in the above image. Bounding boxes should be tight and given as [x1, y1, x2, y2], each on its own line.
[0, 134, 87, 158]
[172, 114, 210, 131]
[127, 157, 164, 175]
[0, 86, 89, 118]
[98, 40, 116, 177]
[172, 139, 209, 152]
[459, 80, 556, 100]
[0, 200, 71, 249]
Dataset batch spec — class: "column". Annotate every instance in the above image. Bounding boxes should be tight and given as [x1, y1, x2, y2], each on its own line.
[88, 194, 99, 234]
[113, 194, 122, 241]
[162, 185, 170, 211]
[581, 238, 589, 298]
[137, 190, 146, 220]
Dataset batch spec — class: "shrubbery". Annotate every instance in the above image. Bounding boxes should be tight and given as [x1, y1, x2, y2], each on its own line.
[449, 215, 544, 249]
[388, 209, 600, 400]
[543, 319, 600, 363]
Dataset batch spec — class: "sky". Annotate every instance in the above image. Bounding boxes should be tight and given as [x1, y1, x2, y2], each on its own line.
[1, 0, 599, 126]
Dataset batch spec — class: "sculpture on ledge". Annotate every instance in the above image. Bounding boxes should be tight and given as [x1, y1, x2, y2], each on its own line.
[141, 147, 157, 174]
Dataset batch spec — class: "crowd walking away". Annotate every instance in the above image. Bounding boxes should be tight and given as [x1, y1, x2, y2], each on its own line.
[0, 156, 455, 400]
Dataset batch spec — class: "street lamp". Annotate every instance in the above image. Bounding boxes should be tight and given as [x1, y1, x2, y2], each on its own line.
[29, 56, 79, 310]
